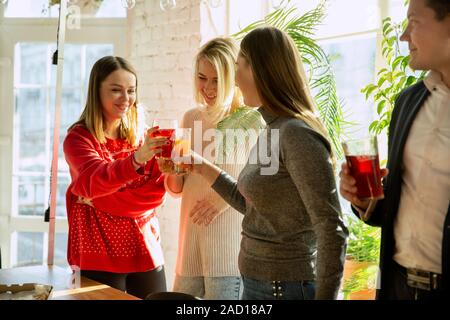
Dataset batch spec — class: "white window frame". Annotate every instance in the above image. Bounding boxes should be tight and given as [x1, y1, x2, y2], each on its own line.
[311, 0, 393, 160]
[0, 5, 127, 268]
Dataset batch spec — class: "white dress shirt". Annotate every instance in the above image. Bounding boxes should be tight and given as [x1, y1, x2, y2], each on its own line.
[392, 71, 450, 274]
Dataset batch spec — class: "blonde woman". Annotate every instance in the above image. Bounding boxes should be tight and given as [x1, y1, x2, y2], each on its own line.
[162, 38, 264, 299]
[63, 56, 169, 299]
[183, 28, 348, 300]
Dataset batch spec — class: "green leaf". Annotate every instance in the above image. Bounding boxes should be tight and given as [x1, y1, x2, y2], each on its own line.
[382, 20, 393, 34]
[362, 83, 376, 93]
[377, 77, 386, 88]
[369, 121, 379, 133]
[406, 75, 417, 87]
[392, 71, 405, 81]
[384, 26, 394, 37]
[363, 84, 378, 100]
[377, 100, 386, 115]
[386, 71, 393, 83]
[215, 107, 265, 160]
[377, 68, 388, 76]
[401, 56, 410, 70]
[392, 56, 404, 70]
[396, 76, 407, 89]
[387, 36, 397, 47]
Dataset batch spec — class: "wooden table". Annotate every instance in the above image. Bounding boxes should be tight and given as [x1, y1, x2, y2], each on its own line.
[0, 265, 140, 300]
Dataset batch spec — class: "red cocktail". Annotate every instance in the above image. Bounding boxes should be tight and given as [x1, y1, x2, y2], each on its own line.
[342, 137, 384, 200]
[151, 119, 178, 159]
[345, 155, 383, 199]
[150, 128, 175, 158]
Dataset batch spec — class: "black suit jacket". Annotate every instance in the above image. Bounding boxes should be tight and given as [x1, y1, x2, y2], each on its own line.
[353, 80, 450, 299]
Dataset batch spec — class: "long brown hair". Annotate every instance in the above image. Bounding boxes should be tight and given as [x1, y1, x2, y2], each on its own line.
[69, 56, 140, 146]
[240, 27, 335, 165]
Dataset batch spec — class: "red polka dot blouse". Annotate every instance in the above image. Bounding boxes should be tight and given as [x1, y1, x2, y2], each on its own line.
[63, 125, 166, 273]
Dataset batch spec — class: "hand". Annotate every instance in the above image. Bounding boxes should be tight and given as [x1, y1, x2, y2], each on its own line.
[157, 158, 176, 174]
[157, 158, 192, 176]
[134, 127, 168, 164]
[185, 151, 210, 175]
[339, 162, 389, 210]
[180, 151, 222, 185]
[190, 199, 221, 226]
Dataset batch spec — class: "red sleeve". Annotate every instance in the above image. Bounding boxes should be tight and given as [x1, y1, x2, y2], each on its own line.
[63, 126, 141, 199]
[92, 159, 167, 218]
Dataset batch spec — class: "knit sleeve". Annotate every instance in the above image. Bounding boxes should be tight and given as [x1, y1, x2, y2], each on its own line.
[280, 120, 348, 300]
[209, 106, 264, 214]
[91, 157, 166, 218]
[63, 127, 141, 199]
[211, 171, 247, 214]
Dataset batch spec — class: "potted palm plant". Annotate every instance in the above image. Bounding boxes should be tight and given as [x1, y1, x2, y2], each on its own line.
[231, 0, 346, 158]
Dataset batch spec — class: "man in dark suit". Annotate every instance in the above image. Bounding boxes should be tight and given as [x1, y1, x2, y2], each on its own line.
[339, 0, 449, 300]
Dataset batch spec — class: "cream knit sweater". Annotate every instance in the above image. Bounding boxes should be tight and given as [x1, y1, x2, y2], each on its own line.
[166, 106, 261, 277]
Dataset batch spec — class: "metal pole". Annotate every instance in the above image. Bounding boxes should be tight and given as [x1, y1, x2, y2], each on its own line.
[47, 0, 67, 266]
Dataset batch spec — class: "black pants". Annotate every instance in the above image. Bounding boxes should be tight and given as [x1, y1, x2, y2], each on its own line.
[384, 262, 447, 300]
[81, 265, 167, 299]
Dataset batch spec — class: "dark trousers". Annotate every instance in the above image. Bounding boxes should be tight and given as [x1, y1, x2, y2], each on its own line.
[81, 265, 167, 299]
[384, 261, 447, 300]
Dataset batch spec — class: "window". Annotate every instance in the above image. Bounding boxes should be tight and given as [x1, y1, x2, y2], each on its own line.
[11, 231, 67, 267]
[320, 34, 377, 138]
[9, 42, 113, 268]
[228, 0, 268, 35]
[0, 6, 125, 269]
[13, 42, 113, 219]
[4, 0, 126, 18]
[14, 232, 44, 267]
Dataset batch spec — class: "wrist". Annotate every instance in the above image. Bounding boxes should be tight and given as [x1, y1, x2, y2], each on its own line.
[132, 153, 145, 167]
[201, 161, 221, 185]
[166, 174, 184, 193]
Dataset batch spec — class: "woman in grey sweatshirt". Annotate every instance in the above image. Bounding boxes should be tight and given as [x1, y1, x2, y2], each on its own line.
[165, 27, 348, 300]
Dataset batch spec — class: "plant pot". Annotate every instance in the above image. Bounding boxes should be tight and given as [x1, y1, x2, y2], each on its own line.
[349, 289, 375, 300]
[342, 259, 377, 300]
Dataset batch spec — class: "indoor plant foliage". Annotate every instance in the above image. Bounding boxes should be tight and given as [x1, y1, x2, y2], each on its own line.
[361, 13, 426, 136]
[342, 215, 380, 300]
[342, 0, 427, 300]
[231, 0, 346, 158]
[215, 107, 265, 164]
[345, 215, 380, 264]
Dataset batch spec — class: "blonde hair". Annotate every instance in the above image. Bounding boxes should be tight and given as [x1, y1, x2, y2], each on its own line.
[69, 56, 140, 146]
[240, 27, 335, 166]
[193, 38, 241, 119]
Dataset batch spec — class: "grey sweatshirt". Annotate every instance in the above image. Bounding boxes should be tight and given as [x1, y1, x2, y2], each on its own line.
[211, 107, 348, 299]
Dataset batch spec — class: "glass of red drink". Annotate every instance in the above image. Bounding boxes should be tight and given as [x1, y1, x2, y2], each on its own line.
[342, 136, 384, 200]
[151, 119, 178, 159]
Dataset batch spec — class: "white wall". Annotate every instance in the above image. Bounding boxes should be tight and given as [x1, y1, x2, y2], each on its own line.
[128, 0, 205, 289]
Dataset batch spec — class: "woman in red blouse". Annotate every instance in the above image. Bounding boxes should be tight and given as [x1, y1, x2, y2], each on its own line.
[63, 56, 169, 299]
